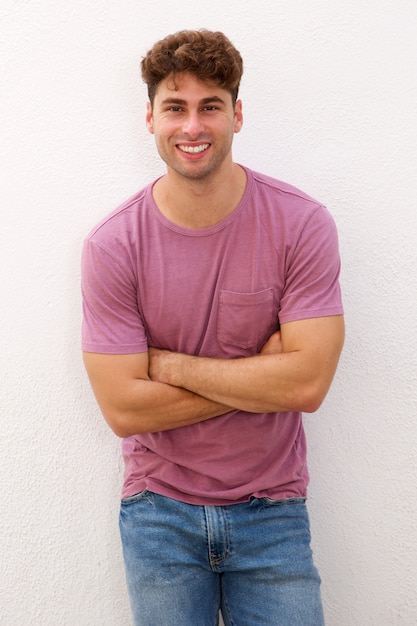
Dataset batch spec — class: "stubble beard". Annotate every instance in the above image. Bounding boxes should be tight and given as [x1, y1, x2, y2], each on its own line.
[156, 135, 234, 183]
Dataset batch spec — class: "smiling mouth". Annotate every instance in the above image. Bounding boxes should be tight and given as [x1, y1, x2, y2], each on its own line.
[177, 143, 210, 154]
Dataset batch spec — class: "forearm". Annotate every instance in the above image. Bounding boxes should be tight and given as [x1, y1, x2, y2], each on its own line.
[148, 317, 344, 414]
[98, 377, 233, 437]
[149, 351, 306, 413]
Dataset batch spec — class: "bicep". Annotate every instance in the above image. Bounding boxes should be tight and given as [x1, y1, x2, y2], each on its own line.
[280, 315, 345, 398]
[83, 351, 149, 415]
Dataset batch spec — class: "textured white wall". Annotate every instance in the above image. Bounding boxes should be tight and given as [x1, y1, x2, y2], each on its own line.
[1, 1, 416, 624]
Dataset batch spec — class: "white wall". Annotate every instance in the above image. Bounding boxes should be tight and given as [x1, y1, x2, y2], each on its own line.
[1, 1, 416, 624]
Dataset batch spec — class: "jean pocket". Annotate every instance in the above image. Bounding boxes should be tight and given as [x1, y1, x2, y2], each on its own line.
[217, 288, 275, 350]
[120, 490, 152, 506]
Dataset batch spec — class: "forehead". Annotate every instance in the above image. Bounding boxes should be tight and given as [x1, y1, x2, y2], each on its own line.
[153, 72, 233, 105]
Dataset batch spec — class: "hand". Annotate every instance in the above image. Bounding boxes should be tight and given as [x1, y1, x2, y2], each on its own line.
[259, 330, 283, 356]
[148, 347, 167, 382]
[148, 346, 181, 386]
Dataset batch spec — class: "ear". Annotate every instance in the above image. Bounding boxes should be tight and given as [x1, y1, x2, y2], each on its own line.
[146, 102, 154, 134]
[234, 100, 243, 133]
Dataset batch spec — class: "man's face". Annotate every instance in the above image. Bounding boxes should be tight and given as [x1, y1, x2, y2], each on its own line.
[146, 72, 243, 182]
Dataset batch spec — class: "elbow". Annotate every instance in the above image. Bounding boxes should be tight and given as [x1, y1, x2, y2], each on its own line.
[109, 420, 133, 438]
[301, 396, 324, 414]
[102, 408, 149, 438]
[103, 411, 131, 438]
[284, 380, 328, 414]
[297, 381, 329, 413]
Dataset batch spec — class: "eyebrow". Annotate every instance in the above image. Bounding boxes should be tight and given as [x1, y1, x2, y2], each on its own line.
[160, 96, 228, 107]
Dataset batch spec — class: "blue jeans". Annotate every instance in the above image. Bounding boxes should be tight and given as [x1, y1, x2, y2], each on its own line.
[119, 491, 324, 625]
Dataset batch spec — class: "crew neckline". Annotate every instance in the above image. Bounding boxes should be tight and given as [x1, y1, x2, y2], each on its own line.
[147, 165, 253, 237]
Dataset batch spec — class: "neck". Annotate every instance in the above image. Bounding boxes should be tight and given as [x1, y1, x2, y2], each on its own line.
[153, 163, 247, 229]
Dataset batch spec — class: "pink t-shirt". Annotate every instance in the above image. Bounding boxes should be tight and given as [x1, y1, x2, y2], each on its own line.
[82, 166, 343, 505]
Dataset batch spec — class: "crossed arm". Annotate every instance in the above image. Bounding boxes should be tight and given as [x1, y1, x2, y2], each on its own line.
[83, 315, 344, 437]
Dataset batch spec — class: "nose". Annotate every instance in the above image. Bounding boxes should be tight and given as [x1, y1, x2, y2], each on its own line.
[182, 112, 205, 137]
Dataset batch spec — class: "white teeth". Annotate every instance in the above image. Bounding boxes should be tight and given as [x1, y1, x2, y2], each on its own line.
[178, 144, 210, 154]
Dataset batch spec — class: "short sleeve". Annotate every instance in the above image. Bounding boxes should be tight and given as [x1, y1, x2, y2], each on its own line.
[81, 239, 148, 354]
[278, 205, 344, 324]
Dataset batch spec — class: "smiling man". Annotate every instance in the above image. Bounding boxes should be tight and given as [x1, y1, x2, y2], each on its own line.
[146, 71, 245, 228]
[81, 30, 344, 626]
[148, 77, 242, 181]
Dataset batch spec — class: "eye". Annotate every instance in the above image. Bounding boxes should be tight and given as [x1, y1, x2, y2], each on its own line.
[168, 106, 183, 112]
[202, 105, 218, 112]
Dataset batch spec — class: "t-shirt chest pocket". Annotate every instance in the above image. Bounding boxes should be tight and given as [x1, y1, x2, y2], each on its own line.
[217, 288, 276, 351]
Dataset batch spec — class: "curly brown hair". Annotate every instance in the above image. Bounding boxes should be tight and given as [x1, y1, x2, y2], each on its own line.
[141, 30, 243, 105]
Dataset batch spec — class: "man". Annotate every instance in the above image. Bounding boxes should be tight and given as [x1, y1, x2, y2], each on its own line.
[82, 29, 344, 626]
